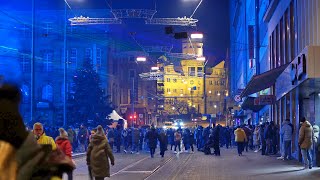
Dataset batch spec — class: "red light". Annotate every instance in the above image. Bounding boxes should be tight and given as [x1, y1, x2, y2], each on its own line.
[130, 116, 133, 119]
[134, 115, 137, 119]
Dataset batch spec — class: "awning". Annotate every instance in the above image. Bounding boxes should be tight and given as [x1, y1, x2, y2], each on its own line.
[240, 63, 289, 98]
[241, 97, 265, 112]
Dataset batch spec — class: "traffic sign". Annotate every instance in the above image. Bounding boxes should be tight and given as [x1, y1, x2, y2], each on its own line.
[234, 95, 241, 102]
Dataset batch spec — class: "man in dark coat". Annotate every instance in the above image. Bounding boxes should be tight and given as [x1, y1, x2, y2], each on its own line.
[212, 124, 221, 156]
[145, 127, 158, 158]
[158, 130, 168, 157]
[114, 125, 122, 153]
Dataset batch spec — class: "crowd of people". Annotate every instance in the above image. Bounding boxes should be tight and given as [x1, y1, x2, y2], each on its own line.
[1, 83, 319, 180]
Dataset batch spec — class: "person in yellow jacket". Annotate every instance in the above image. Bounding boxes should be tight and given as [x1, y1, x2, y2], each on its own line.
[234, 126, 247, 156]
[33, 122, 57, 150]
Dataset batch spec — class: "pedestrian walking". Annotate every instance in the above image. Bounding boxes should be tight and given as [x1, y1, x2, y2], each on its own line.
[174, 129, 182, 153]
[107, 128, 115, 150]
[33, 122, 57, 150]
[132, 127, 140, 154]
[87, 125, 115, 180]
[299, 117, 314, 169]
[159, 130, 168, 157]
[55, 128, 74, 180]
[253, 126, 260, 152]
[234, 126, 247, 156]
[145, 126, 158, 158]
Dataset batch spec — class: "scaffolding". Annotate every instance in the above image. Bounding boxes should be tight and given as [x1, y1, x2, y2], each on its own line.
[68, 9, 198, 26]
[145, 17, 198, 26]
[69, 16, 121, 26]
[165, 53, 198, 59]
[143, 46, 173, 53]
[111, 9, 157, 19]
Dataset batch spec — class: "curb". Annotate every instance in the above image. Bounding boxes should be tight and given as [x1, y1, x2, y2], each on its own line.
[72, 153, 86, 158]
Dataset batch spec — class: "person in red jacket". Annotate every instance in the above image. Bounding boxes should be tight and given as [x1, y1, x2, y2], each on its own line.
[56, 128, 73, 179]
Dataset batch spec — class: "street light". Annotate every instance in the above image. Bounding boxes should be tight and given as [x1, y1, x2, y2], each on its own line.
[196, 57, 206, 61]
[191, 33, 204, 39]
[136, 57, 147, 62]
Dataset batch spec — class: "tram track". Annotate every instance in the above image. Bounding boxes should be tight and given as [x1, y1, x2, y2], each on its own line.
[143, 152, 193, 180]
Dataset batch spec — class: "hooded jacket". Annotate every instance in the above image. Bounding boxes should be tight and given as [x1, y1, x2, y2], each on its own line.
[87, 133, 115, 178]
[281, 121, 293, 141]
[234, 128, 247, 142]
[299, 121, 314, 149]
[55, 137, 72, 158]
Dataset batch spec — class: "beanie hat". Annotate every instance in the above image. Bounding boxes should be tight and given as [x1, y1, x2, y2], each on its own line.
[59, 128, 68, 138]
[96, 125, 105, 136]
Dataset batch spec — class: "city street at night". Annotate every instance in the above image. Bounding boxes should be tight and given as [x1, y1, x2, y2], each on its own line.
[1, 0, 320, 179]
[66, 148, 319, 180]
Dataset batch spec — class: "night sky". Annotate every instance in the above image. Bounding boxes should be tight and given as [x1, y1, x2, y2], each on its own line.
[2, 0, 229, 65]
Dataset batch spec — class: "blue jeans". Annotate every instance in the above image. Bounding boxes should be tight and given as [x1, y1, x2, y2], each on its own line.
[301, 148, 312, 168]
[284, 140, 292, 159]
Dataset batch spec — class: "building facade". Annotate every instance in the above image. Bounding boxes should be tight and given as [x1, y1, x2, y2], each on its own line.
[159, 58, 227, 123]
[230, 0, 320, 163]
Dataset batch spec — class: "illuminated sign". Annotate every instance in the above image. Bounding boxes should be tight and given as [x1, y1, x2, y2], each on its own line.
[254, 95, 276, 105]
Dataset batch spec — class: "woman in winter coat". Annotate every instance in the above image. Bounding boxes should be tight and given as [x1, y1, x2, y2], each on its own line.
[234, 126, 247, 156]
[56, 128, 73, 180]
[253, 126, 260, 152]
[87, 125, 115, 180]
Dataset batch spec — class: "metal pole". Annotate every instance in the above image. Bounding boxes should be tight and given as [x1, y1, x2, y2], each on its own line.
[255, 0, 260, 75]
[63, 3, 67, 126]
[31, 0, 35, 123]
[204, 62, 207, 114]
[132, 78, 135, 127]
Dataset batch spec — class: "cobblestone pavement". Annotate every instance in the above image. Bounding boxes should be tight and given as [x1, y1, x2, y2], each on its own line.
[65, 148, 320, 180]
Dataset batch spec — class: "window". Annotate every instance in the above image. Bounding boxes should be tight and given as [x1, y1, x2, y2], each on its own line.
[197, 67, 203, 77]
[215, 81, 219, 85]
[19, 54, 30, 72]
[96, 48, 102, 71]
[42, 84, 53, 102]
[220, 81, 225, 86]
[42, 50, 53, 72]
[21, 84, 29, 103]
[180, 89, 183, 94]
[173, 78, 177, 83]
[188, 67, 195, 76]
[167, 88, 171, 92]
[173, 89, 177, 93]
[42, 22, 53, 37]
[69, 48, 77, 69]
[209, 81, 213, 85]
[198, 87, 200, 91]
[85, 48, 92, 59]
[167, 78, 171, 82]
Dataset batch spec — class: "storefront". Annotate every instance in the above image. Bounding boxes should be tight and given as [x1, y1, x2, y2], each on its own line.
[275, 46, 320, 164]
